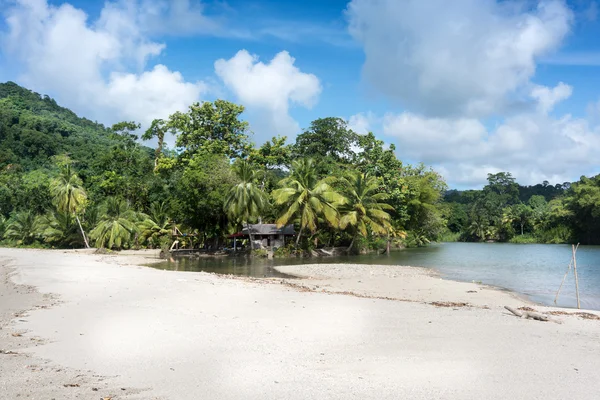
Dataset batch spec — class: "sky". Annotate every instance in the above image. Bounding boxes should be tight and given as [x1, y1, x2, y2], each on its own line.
[1, 0, 600, 189]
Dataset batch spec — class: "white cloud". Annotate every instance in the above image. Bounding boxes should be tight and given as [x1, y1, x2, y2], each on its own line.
[382, 84, 600, 186]
[135, 0, 224, 37]
[348, 112, 377, 135]
[346, 0, 573, 117]
[530, 82, 572, 113]
[1, 0, 206, 126]
[215, 50, 322, 140]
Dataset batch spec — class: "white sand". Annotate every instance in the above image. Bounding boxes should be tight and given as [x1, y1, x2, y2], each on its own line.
[2, 247, 600, 400]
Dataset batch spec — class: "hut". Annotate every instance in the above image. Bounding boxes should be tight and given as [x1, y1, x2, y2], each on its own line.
[228, 224, 295, 250]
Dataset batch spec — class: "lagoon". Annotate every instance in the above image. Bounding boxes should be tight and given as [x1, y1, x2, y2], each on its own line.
[153, 242, 600, 310]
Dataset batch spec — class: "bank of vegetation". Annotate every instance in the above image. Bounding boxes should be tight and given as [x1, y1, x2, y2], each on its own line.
[0, 82, 598, 254]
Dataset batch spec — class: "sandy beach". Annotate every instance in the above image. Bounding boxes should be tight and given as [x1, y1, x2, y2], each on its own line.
[1, 248, 600, 399]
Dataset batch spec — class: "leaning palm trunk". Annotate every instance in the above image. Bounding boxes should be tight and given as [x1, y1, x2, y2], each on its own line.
[246, 222, 255, 251]
[295, 226, 304, 247]
[347, 233, 357, 252]
[75, 215, 90, 248]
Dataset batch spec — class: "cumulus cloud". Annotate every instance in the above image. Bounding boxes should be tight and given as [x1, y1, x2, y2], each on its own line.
[382, 84, 600, 186]
[1, 0, 206, 126]
[530, 82, 572, 113]
[215, 50, 322, 140]
[346, 0, 573, 117]
[348, 112, 377, 135]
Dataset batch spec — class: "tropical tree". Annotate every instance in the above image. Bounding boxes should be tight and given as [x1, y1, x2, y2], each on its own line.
[223, 160, 268, 248]
[89, 197, 139, 250]
[139, 201, 172, 248]
[38, 211, 83, 247]
[338, 171, 394, 251]
[142, 119, 168, 170]
[272, 158, 344, 246]
[170, 100, 251, 160]
[5, 211, 41, 245]
[50, 158, 90, 247]
[386, 225, 407, 254]
[513, 203, 533, 235]
[0, 215, 6, 241]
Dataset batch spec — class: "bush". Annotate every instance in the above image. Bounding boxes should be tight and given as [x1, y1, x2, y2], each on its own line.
[508, 234, 538, 244]
[253, 249, 268, 258]
[404, 231, 430, 248]
[538, 226, 574, 244]
[274, 243, 297, 258]
[437, 230, 460, 242]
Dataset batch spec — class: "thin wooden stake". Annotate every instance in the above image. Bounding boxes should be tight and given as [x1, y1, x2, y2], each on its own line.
[573, 243, 581, 309]
[554, 257, 573, 305]
[555, 243, 579, 305]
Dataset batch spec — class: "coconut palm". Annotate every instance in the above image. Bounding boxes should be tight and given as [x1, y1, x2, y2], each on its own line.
[468, 218, 489, 241]
[272, 158, 344, 246]
[50, 162, 89, 247]
[89, 197, 139, 250]
[223, 160, 268, 248]
[338, 171, 394, 251]
[38, 211, 83, 247]
[5, 211, 41, 245]
[139, 201, 172, 247]
[0, 216, 6, 241]
[386, 225, 407, 254]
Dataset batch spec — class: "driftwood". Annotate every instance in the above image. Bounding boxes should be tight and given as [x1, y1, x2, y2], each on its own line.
[504, 306, 550, 322]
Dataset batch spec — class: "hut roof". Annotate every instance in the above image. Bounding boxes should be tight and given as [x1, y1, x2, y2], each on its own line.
[242, 224, 295, 236]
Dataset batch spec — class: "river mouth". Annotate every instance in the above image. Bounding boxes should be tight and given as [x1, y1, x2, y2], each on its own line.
[148, 242, 600, 310]
[151, 257, 294, 278]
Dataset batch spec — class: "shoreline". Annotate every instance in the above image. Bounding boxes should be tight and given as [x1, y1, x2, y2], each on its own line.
[2, 248, 600, 399]
[0, 257, 151, 399]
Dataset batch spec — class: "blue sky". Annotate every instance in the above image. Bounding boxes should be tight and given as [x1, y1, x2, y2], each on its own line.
[1, 0, 600, 188]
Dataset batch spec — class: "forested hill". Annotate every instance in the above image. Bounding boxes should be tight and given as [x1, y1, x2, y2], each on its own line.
[0, 81, 117, 172]
[0, 81, 156, 219]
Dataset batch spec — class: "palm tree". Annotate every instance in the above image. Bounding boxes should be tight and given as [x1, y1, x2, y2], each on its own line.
[0, 216, 6, 241]
[5, 211, 41, 245]
[38, 210, 83, 247]
[89, 197, 139, 250]
[468, 218, 489, 241]
[139, 201, 172, 248]
[223, 161, 268, 249]
[386, 225, 407, 255]
[50, 162, 89, 248]
[338, 171, 394, 252]
[272, 158, 344, 246]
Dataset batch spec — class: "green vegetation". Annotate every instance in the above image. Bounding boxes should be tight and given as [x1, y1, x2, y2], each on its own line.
[442, 173, 600, 245]
[0, 81, 598, 253]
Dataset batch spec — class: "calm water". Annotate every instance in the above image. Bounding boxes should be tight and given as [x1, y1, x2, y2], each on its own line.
[152, 243, 600, 310]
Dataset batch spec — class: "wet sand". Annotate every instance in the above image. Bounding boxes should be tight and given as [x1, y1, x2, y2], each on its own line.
[1, 247, 600, 399]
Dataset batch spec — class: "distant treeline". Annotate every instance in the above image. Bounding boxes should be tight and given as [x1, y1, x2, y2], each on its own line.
[441, 172, 600, 245]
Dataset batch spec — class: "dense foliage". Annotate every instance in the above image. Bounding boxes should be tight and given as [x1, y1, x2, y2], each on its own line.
[0, 82, 598, 253]
[442, 173, 600, 245]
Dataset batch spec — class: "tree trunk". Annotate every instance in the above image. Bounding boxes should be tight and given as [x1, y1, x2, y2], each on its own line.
[246, 222, 255, 251]
[295, 226, 304, 247]
[75, 215, 90, 249]
[386, 234, 391, 255]
[521, 223, 524, 235]
[347, 234, 357, 252]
